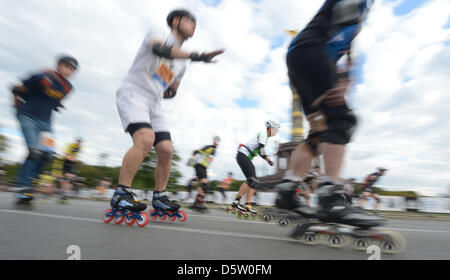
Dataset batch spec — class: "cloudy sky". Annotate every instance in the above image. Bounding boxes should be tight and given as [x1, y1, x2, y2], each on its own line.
[0, 0, 449, 196]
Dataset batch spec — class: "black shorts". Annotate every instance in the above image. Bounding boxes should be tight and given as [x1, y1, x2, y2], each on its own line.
[126, 123, 171, 147]
[194, 164, 208, 180]
[236, 152, 256, 180]
[286, 45, 348, 116]
[63, 160, 76, 174]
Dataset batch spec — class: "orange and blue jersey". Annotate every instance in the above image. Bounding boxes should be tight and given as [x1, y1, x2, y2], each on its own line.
[220, 177, 233, 189]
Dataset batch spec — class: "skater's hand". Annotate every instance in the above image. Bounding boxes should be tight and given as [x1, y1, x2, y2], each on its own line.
[267, 158, 274, 166]
[13, 95, 24, 107]
[323, 78, 350, 107]
[190, 49, 225, 63]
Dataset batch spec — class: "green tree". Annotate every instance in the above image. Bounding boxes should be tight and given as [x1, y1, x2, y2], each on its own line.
[0, 133, 8, 163]
[133, 148, 182, 190]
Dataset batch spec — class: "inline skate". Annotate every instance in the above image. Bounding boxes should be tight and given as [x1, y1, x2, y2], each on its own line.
[16, 187, 35, 210]
[274, 180, 406, 254]
[103, 186, 149, 227]
[150, 192, 187, 222]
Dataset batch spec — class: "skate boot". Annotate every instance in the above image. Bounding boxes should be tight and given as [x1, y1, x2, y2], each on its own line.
[150, 192, 187, 222]
[244, 204, 257, 214]
[316, 180, 386, 229]
[190, 201, 208, 212]
[231, 199, 240, 208]
[226, 199, 241, 215]
[110, 186, 147, 212]
[274, 181, 303, 210]
[16, 186, 35, 210]
[152, 192, 181, 212]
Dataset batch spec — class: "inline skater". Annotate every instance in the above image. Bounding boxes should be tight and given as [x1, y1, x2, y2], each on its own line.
[230, 120, 279, 215]
[59, 138, 82, 202]
[218, 172, 233, 203]
[112, 9, 224, 216]
[274, 0, 385, 228]
[189, 136, 220, 211]
[184, 178, 198, 202]
[11, 55, 78, 206]
[359, 168, 387, 211]
[96, 177, 112, 197]
[301, 165, 322, 206]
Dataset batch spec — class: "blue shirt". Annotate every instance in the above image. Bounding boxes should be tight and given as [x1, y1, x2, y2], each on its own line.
[16, 70, 72, 122]
[324, 24, 360, 63]
[288, 0, 368, 61]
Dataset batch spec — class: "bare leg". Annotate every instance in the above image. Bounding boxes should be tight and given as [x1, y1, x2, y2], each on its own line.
[245, 188, 256, 204]
[288, 143, 315, 178]
[154, 140, 173, 192]
[321, 143, 346, 180]
[118, 128, 154, 187]
[237, 182, 249, 198]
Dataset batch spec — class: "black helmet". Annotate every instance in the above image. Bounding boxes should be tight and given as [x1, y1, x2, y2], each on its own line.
[58, 55, 78, 70]
[377, 167, 387, 171]
[166, 9, 196, 28]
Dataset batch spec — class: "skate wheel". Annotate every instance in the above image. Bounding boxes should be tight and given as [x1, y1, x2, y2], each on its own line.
[351, 238, 371, 251]
[177, 210, 187, 222]
[160, 214, 167, 221]
[125, 213, 136, 226]
[298, 233, 319, 245]
[102, 209, 114, 224]
[168, 212, 177, 222]
[113, 211, 124, 225]
[261, 214, 271, 222]
[278, 219, 289, 226]
[136, 212, 149, 227]
[325, 234, 349, 248]
[149, 209, 159, 220]
[378, 230, 407, 254]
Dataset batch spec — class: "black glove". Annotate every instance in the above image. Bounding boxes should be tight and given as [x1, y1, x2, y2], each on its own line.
[268, 160, 274, 166]
[190, 52, 215, 63]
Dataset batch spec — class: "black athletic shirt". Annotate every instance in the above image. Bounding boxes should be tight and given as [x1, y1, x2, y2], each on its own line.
[288, 0, 337, 51]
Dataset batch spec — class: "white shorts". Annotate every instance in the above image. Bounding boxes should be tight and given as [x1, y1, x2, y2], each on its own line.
[116, 87, 169, 133]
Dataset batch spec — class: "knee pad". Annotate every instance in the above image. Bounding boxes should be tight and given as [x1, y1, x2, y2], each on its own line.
[320, 109, 357, 145]
[201, 183, 213, 194]
[27, 148, 43, 161]
[246, 177, 259, 189]
[305, 111, 328, 155]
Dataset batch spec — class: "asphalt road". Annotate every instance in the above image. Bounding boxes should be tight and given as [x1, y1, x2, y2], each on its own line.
[0, 192, 449, 260]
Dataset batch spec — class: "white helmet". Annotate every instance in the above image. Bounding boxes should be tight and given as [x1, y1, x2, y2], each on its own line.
[213, 136, 221, 143]
[266, 120, 280, 129]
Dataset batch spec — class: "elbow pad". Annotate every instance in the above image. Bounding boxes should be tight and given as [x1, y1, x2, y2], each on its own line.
[163, 87, 177, 99]
[258, 144, 267, 158]
[152, 43, 172, 58]
[12, 85, 26, 97]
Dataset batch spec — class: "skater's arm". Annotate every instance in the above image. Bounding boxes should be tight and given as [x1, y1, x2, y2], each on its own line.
[10, 73, 43, 106]
[150, 40, 191, 59]
[256, 144, 274, 166]
[149, 40, 224, 62]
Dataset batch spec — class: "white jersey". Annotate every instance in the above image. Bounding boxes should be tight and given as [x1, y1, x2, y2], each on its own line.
[120, 28, 187, 98]
[238, 132, 268, 160]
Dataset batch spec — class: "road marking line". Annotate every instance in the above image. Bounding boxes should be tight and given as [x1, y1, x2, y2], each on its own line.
[0, 209, 292, 242]
[1, 209, 450, 235]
